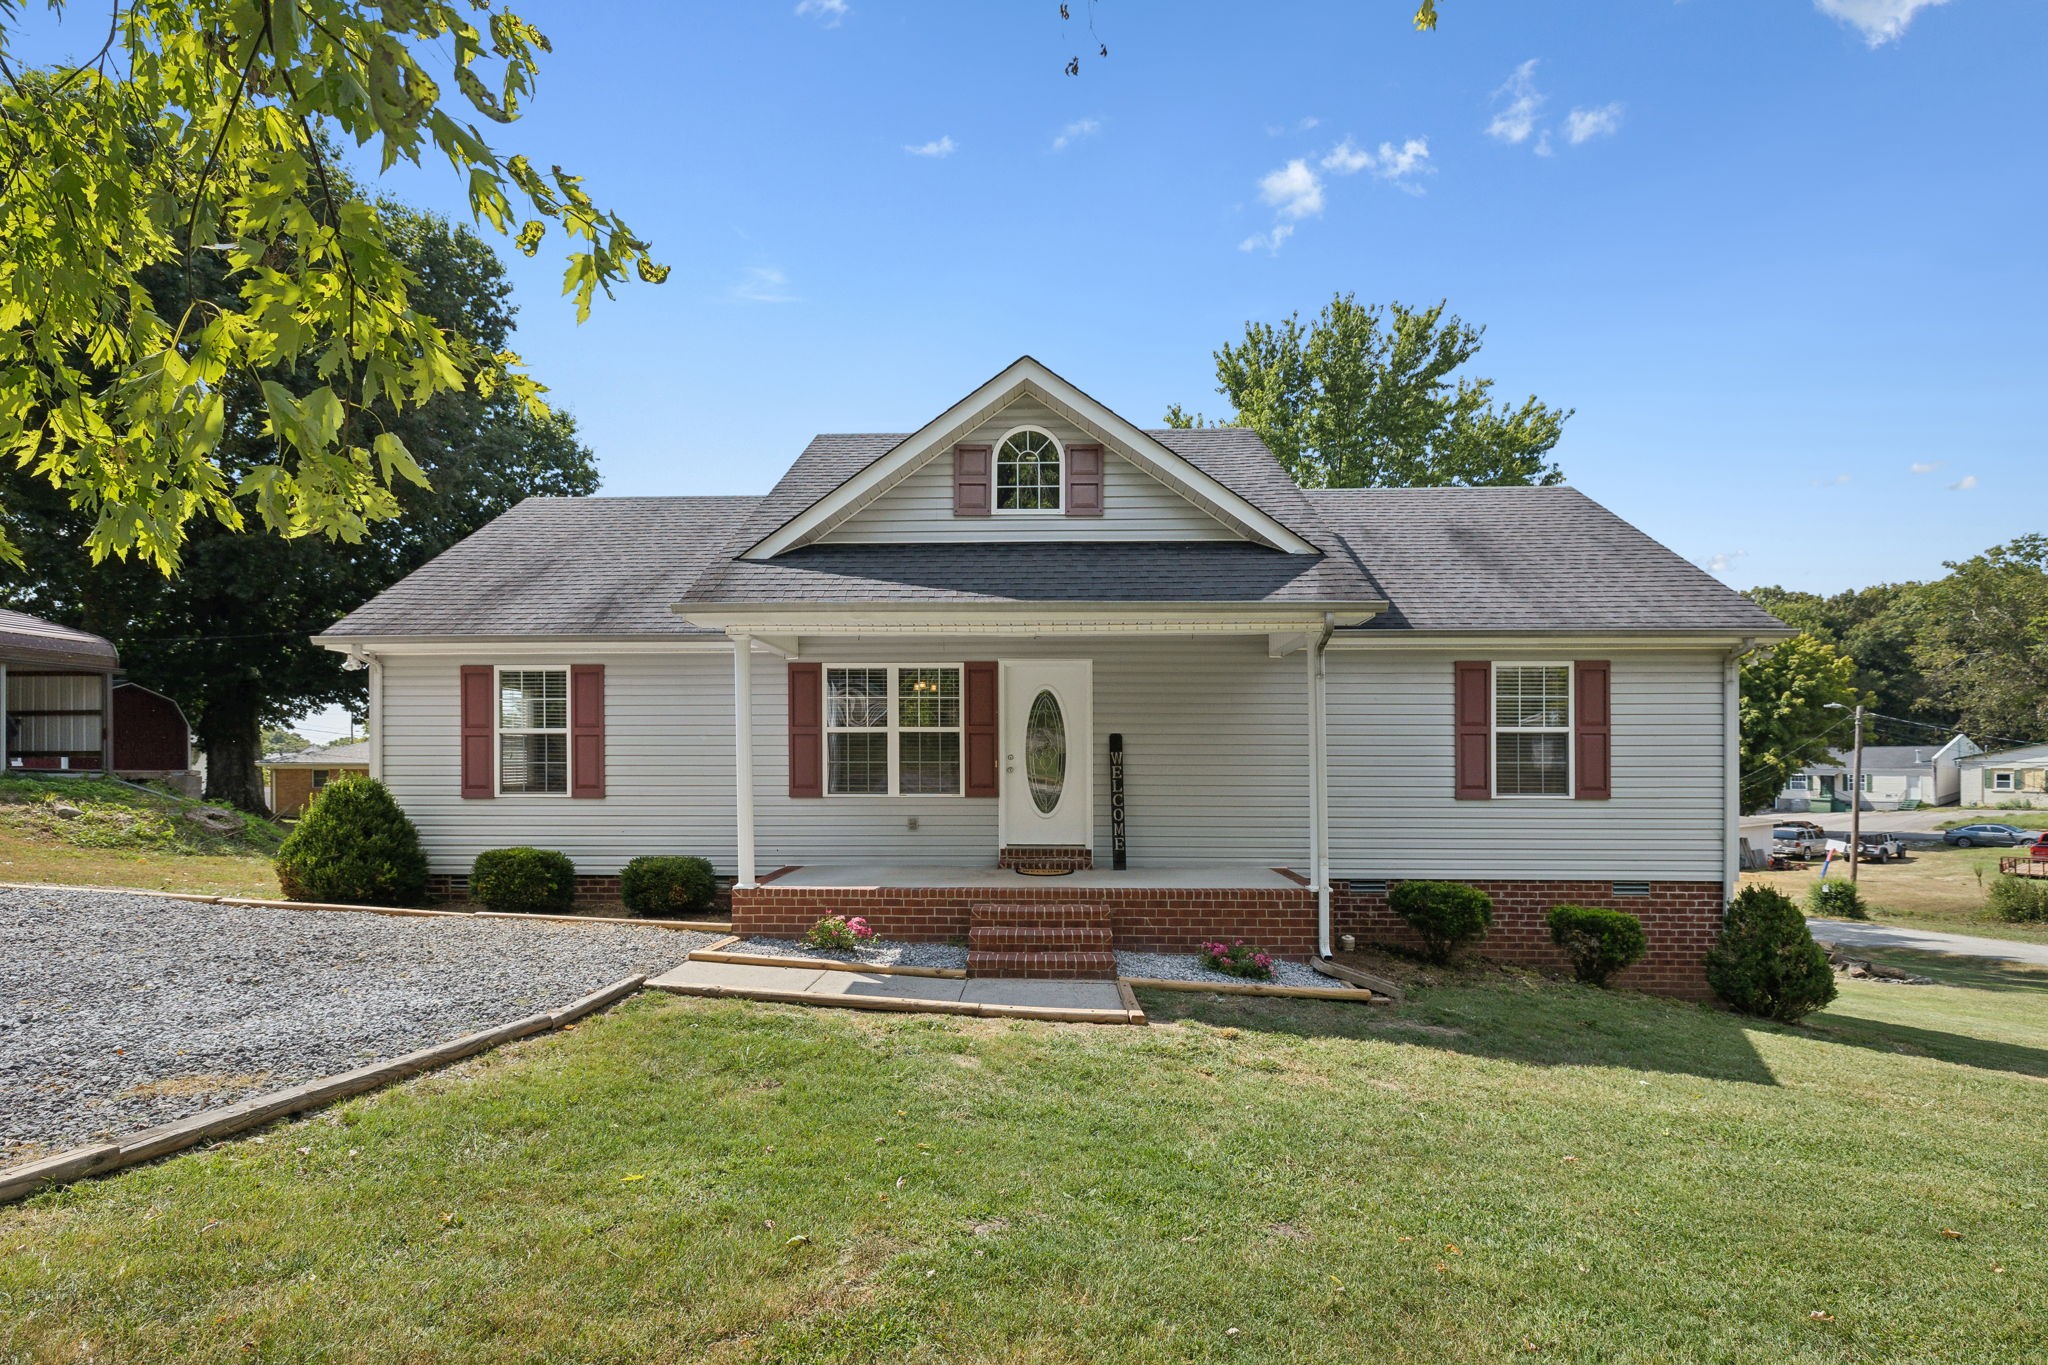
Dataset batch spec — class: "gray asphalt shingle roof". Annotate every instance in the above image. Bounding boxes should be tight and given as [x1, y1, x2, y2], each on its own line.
[1308, 486, 1787, 635]
[0, 607, 119, 671]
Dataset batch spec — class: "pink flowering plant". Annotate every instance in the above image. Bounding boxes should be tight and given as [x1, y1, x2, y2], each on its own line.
[803, 915, 877, 952]
[1200, 938, 1276, 981]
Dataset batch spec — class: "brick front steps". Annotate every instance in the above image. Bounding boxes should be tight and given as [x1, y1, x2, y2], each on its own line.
[967, 903, 1117, 980]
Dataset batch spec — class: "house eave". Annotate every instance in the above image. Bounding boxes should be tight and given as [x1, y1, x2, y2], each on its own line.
[674, 599, 1388, 635]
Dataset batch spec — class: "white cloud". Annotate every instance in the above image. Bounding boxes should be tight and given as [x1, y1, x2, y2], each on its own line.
[1910, 460, 1945, 474]
[1703, 551, 1748, 576]
[1565, 102, 1623, 145]
[1258, 159, 1324, 220]
[1948, 474, 1978, 491]
[1321, 136, 1433, 189]
[795, 0, 848, 25]
[1238, 224, 1295, 255]
[1321, 139, 1373, 174]
[1298, 115, 1321, 131]
[1815, 0, 1952, 47]
[732, 266, 798, 304]
[1052, 118, 1100, 151]
[904, 135, 956, 158]
[1486, 59, 1544, 145]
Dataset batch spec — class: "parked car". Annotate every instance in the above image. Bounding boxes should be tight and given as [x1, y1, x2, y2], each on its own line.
[1856, 832, 1905, 863]
[1771, 823, 1826, 859]
[2027, 838, 2048, 861]
[1943, 823, 2034, 848]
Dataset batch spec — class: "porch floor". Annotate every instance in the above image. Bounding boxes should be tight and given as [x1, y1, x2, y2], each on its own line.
[762, 860, 1303, 891]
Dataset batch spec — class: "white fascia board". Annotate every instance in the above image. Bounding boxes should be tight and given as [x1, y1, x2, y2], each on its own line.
[312, 635, 732, 657]
[1325, 631, 1784, 652]
[677, 606, 1380, 636]
[742, 356, 1319, 559]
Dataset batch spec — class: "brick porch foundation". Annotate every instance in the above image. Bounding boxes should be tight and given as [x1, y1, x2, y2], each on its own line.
[1332, 879, 1723, 999]
[426, 873, 734, 917]
[731, 882, 1318, 957]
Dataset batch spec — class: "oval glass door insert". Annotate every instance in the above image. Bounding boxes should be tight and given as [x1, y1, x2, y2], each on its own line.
[1025, 688, 1067, 814]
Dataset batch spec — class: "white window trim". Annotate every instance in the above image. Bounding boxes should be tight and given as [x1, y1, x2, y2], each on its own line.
[494, 664, 571, 798]
[991, 425, 1063, 516]
[1992, 771, 2016, 791]
[1788, 775, 1810, 791]
[1492, 660, 1574, 800]
[821, 663, 965, 798]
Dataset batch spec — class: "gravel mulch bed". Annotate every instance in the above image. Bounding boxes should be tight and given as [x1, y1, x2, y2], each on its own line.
[732, 936, 969, 970]
[1116, 950, 1332, 989]
[1, 887, 713, 1165]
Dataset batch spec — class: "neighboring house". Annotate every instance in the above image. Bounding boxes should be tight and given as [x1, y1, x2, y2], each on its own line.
[1959, 742, 2048, 809]
[1775, 735, 1981, 811]
[316, 357, 1790, 996]
[263, 740, 371, 817]
[0, 608, 193, 784]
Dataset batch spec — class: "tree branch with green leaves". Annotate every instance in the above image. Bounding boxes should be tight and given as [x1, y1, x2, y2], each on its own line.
[0, 1, 664, 572]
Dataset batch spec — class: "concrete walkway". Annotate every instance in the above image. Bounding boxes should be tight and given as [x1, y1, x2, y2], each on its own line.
[1807, 917, 2048, 967]
[646, 959, 1141, 1023]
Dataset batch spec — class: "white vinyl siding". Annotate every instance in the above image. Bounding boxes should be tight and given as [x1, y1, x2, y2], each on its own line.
[378, 651, 737, 875]
[1326, 647, 1729, 881]
[818, 396, 1242, 544]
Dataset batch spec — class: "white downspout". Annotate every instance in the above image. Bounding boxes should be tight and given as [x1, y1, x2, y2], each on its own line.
[733, 632, 757, 889]
[366, 655, 384, 783]
[1724, 640, 1752, 903]
[1309, 614, 1334, 958]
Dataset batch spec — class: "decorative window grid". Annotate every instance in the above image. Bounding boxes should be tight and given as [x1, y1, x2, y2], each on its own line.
[498, 667, 569, 795]
[1493, 663, 1572, 798]
[994, 428, 1061, 513]
[825, 665, 962, 796]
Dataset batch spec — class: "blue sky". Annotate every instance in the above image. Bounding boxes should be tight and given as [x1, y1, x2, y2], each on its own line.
[23, 0, 2045, 613]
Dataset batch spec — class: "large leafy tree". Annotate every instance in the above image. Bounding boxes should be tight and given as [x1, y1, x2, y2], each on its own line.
[1909, 535, 2048, 744]
[2, 206, 597, 810]
[1167, 296, 1572, 488]
[1745, 582, 1954, 743]
[1738, 634, 1866, 814]
[0, 2, 659, 573]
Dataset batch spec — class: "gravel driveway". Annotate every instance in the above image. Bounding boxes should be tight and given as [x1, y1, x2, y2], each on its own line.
[1, 887, 715, 1164]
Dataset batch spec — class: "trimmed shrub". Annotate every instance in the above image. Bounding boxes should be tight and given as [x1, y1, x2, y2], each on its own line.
[1806, 878, 1868, 920]
[1706, 885, 1836, 1023]
[1988, 876, 2048, 924]
[1545, 904, 1647, 986]
[803, 915, 875, 951]
[274, 776, 428, 908]
[1200, 938, 1277, 981]
[619, 855, 717, 916]
[471, 847, 576, 914]
[1388, 880, 1494, 965]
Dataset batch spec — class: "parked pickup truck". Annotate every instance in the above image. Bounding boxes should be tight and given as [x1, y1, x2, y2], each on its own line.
[1771, 823, 1827, 859]
[1856, 832, 1906, 863]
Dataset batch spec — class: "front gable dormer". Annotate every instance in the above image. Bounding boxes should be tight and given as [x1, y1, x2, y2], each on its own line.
[742, 357, 1318, 559]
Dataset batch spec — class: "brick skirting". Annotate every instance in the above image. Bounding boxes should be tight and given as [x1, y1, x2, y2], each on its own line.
[426, 873, 734, 917]
[996, 846, 1094, 872]
[732, 882, 1317, 957]
[1332, 879, 1724, 999]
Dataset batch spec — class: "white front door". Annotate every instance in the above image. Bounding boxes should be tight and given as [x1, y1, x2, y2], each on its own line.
[1000, 660, 1092, 850]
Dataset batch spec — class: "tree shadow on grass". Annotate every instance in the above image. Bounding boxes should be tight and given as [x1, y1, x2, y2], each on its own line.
[1851, 948, 2048, 994]
[1797, 1012, 2048, 1080]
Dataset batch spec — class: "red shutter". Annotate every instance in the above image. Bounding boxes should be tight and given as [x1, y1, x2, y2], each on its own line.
[1065, 443, 1104, 517]
[1453, 661, 1492, 800]
[788, 661, 824, 798]
[1575, 660, 1612, 800]
[570, 664, 605, 799]
[964, 661, 999, 797]
[954, 443, 992, 516]
[460, 665, 494, 799]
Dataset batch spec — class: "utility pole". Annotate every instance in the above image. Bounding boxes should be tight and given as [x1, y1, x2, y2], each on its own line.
[1848, 703, 1865, 883]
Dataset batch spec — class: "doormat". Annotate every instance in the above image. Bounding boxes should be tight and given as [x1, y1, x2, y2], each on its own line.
[1013, 866, 1074, 877]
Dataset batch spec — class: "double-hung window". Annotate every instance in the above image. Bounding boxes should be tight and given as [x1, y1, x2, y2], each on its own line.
[1992, 771, 2016, 792]
[825, 665, 962, 795]
[499, 668, 569, 794]
[1494, 663, 1572, 797]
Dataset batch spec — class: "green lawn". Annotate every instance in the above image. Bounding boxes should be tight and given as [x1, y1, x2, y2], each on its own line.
[0, 774, 282, 898]
[1745, 844, 2048, 944]
[1939, 810, 2048, 831]
[5, 954, 2044, 1363]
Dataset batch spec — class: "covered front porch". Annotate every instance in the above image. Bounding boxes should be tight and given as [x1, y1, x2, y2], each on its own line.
[762, 859, 1306, 891]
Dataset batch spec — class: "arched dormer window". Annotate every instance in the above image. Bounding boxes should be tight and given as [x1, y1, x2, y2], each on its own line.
[994, 427, 1061, 512]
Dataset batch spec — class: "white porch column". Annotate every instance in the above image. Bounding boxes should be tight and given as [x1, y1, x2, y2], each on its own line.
[733, 632, 757, 889]
[1307, 630, 1332, 957]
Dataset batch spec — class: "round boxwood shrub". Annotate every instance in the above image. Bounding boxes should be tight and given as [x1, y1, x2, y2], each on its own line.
[1388, 880, 1494, 965]
[274, 776, 428, 908]
[619, 855, 717, 916]
[1706, 885, 1837, 1023]
[1987, 876, 2048, 923]
[1545, 904, 1647, 986]
[470, 847, 577, 914]
[1806, 878, 1868, 920]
